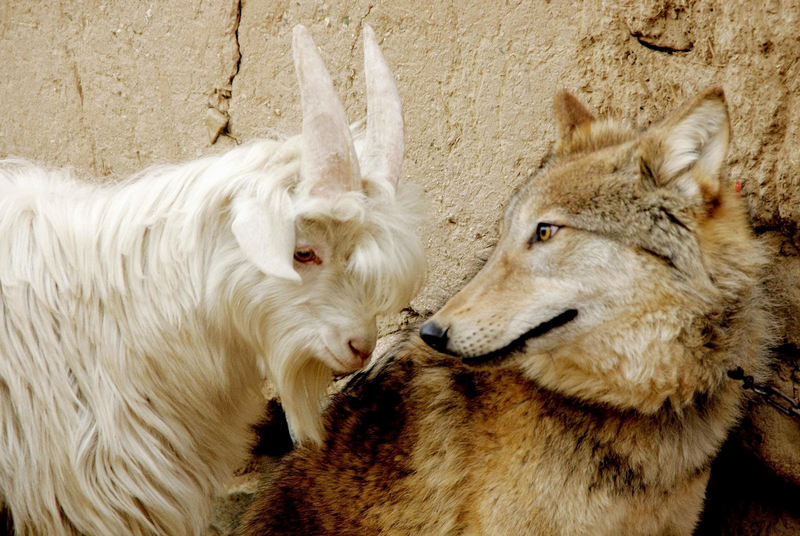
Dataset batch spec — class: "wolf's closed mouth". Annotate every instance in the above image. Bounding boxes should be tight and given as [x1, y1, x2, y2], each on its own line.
[461, 309, 579, 366]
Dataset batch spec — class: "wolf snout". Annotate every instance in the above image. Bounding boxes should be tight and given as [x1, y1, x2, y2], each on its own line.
[420, 321, 451, 353]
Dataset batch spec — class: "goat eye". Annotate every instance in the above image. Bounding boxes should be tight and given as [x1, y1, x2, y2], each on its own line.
[293, 247, 319, 264]
[531, 223, 560, 245]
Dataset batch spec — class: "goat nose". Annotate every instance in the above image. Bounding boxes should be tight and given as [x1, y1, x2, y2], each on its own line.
[348, 338, 375, 364]
[420, 321, 449, 353]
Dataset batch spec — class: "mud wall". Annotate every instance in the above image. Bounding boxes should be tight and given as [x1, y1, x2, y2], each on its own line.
[3, 0, 799, 321]
[1, 1, 799, 532]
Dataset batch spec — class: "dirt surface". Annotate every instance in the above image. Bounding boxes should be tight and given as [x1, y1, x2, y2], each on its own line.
[1, 1, 799, 533]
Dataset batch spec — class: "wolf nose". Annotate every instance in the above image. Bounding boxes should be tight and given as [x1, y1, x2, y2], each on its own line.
[420, 321, 449, 353]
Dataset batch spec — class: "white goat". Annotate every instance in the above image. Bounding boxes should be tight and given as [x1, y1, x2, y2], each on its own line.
[0, 25, 425, 536]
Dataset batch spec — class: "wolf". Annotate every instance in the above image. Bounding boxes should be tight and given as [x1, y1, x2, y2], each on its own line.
[238, 88, 773, 536]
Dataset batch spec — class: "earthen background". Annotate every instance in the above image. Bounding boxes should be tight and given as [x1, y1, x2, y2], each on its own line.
[1, 0, 799, 534]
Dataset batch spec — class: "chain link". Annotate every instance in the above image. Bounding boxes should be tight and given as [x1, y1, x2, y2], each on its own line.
[728, 367, 800, 419]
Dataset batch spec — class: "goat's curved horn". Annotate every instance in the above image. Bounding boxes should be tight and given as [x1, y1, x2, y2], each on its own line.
[293, 25, 360, 194]
[360, 24, 404, 186]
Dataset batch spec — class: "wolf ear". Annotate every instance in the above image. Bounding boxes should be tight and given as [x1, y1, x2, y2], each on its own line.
[553, 91, 596, 147]
[231, 194, 301, 282]
[638, 87, 730, 204]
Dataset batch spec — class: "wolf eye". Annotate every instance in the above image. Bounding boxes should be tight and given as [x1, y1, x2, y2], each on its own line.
[294, 247, 319, 264]
[531, 223, 560, 245]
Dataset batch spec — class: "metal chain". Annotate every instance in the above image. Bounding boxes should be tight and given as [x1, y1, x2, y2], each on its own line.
[728, 367, 800, 419]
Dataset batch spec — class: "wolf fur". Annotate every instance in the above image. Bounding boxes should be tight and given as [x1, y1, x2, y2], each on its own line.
[238, 88, 773, 536]
[0, 26, 425, 536]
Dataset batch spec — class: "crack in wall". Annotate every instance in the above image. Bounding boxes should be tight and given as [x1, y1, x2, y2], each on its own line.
[634, 34, 694, 54]
[348, 3, 374, 56]
[230, 0, 242, 89]
[343, 3, 375, 91]
[207, 0, 242, 144]
[64, 42, 100, 173]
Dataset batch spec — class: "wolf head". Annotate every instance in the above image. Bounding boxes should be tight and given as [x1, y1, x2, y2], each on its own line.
[421, 88, 770, 413]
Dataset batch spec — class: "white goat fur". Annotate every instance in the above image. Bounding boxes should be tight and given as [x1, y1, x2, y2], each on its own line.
[0, 26, 425, 536]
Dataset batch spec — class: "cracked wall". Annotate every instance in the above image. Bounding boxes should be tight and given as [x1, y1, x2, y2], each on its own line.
[3, 0, 799, 323]
[1, 1, 799, 532]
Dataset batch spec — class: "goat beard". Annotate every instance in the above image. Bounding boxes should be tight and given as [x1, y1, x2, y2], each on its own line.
[267, 341, 332, 445]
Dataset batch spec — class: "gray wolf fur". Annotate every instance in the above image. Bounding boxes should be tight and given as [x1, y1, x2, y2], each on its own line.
[238, 88, 773, 535]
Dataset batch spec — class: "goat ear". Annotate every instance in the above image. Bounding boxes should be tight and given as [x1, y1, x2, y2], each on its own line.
[553, 91, 595, 147]
[231, 197, 301, 282]
[638, 87, 729, 204]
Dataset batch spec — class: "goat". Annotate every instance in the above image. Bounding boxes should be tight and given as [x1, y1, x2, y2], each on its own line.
[0, 24, 425, 535]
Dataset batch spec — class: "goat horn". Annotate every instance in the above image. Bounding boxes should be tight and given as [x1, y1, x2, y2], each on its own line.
[360, 24, 404, 186]
[293, 25, 361, 195]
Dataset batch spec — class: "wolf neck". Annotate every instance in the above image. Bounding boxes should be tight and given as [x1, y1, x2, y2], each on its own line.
[515, 367, 738, 497]
[531, 291, 763, 409]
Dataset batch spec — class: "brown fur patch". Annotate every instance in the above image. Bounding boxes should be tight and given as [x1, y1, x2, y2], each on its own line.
[239, 337, 750, 536]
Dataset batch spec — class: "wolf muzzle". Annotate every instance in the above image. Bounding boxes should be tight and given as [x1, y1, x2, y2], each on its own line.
[420, 309, 579, 363]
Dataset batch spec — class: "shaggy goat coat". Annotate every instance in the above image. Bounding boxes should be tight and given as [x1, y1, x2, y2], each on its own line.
[0, 26, 425, 536]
